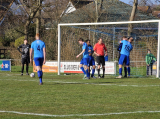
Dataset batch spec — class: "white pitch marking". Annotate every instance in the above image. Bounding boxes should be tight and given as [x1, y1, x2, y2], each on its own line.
[94, 84, 160, 87]
[0, 110, 160, 117]
[0, 79, 160, 87]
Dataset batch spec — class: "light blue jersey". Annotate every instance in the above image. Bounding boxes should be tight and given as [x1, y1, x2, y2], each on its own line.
[31, 40, 45, 58]
[120, 40, 133, 56]
[82, 42, 89, 58]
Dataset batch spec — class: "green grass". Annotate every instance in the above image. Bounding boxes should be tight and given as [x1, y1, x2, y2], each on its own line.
[0, 67, 160, 119]
[115, 65, 147, 77]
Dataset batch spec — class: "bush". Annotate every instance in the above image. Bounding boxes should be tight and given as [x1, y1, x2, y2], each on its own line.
[0, 37, 11, 46]
[15, 36, 25, 48]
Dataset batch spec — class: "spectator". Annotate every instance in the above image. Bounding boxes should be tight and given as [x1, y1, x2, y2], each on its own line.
[146, 49, 157, 76]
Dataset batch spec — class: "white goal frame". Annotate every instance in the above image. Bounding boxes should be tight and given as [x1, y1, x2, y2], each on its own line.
[58, 20, 160, 78]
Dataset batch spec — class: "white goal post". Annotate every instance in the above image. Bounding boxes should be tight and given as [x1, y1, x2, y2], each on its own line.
[58, 20, 160, 78]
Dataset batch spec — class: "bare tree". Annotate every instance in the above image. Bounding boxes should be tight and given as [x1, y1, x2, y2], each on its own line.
[20, 0, 42, 39]
[128, 0, 138, 36]
[36, 0, 42, 34]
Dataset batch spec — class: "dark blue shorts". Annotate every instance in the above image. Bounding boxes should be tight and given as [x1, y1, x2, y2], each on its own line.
[119, 54, 130, 66]
[89, 56, 95, 66]
[80, 58, 89, 66]
[34, 57, 44, 66]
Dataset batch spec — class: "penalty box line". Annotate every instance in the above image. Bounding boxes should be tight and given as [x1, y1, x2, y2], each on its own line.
[0, 110, 160, 117]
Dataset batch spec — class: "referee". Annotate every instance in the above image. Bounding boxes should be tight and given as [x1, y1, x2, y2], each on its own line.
[94, 38, 107, 78]
[18, 39, 31, 76]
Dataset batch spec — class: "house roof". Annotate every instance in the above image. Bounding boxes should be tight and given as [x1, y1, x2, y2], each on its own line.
[60, 0, 158, 24]
[70, 0, 93, 9]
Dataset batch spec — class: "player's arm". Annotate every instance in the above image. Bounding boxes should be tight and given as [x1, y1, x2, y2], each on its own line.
[117, 43, 123, 51]
[91, 46, 94, 55]
[30, 43, 33, 63]
[17, 45, 23, 54]
[93, 44, 99, 56]
[119, 40, 124, 43]
[76, 49, 85, 58]
[129, 45, 133, 51]
[152, 54, 157, 62]
[104, 45, 108, 56]
[94, 51, 99, 56]
[30, 48, 33, 63]
[145, 55, 149, 66]
[43, 47, 46, 64]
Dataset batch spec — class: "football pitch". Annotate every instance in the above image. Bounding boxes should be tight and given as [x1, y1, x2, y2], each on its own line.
[0, 68, 160, 119]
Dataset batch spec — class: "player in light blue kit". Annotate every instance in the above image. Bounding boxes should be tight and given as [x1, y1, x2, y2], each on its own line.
[116, 37, 133, 78]
[30, 33, 46, 85]
[86, 40, 96, 78]
[76, 38, 90, 79]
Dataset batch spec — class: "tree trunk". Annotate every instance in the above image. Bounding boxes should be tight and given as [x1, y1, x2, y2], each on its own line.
[128, 0, 138, 36]
[93, 0, 103, 43]
[36, 0, 42, 34]
[24, 4, 41, 40]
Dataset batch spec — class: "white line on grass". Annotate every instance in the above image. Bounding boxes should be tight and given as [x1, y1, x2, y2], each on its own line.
[0, 79, 160, 87]
[0, 110, 160, 117]
[95, 84, 160, 87]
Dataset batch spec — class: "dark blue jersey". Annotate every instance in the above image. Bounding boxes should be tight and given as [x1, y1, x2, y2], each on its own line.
[117, 43, 123, 52]
[88, 45, 94, 56]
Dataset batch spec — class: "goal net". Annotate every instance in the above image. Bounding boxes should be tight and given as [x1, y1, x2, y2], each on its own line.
[58, 20, 160, 78]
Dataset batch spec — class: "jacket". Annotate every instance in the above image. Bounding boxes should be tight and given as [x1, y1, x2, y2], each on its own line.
[145, 53, 156, 65]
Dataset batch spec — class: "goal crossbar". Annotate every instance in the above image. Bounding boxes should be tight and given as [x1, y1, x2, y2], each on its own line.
[58, 20, 160, 78]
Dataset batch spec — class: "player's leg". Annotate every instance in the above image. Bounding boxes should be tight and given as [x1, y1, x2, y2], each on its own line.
[91, 62, 96, 78]
[150, 64, 153, 75]
[79, 58, 87, 78]
[34, 58, 43, 85]
[90, 57, 96, 78]
[83, 65, 90, 79]
[88, 57, 92, 77]
[123, 61, 127, 77]
[116, 54, 125, 78]
[96, 56, 101, 78]
[21, 58, 25, 76]
[88, 66, 91, 77]
[39, 58, 44, 85]
[79, 64, 86, 75]
[26, 58, 29, 75]
[126, 56, 130, 77]
[83, 58, 90, 79]
[92, 57, 96, 78]
[124, 66, 127, 77]
[147, 65, 149, 76]
[101, 56, 105, 78]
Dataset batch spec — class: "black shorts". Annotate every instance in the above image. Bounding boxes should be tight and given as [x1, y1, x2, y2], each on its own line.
[96, 56, 105, 66]
[22, 58, 30, 64]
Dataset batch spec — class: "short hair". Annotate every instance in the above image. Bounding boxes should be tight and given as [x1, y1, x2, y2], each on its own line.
[36, 33, 39, 37]
[128, 37, 134, 41]
[78, 38, 84, 42]
[122, 36, 127, 39]
[85, 39, 90, 43]
[128, 36, 131, 39]
[98, 38, 102, 40]
[147, 49, 151, 52]
[24, 39, 27, 41]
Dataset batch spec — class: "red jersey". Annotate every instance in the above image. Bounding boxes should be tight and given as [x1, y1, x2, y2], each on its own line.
[93, 43, 107, 56]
